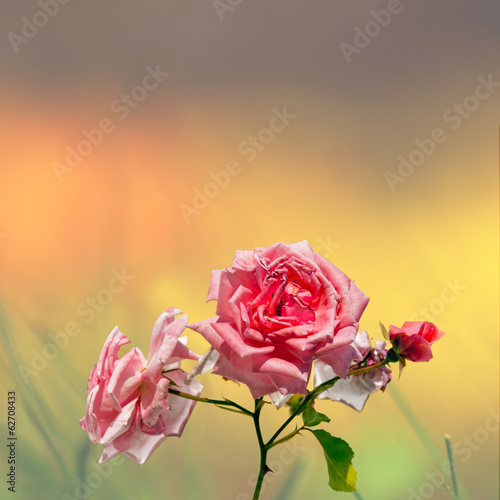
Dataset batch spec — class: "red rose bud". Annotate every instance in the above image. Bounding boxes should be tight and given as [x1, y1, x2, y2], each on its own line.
[388, 321, 444, 362]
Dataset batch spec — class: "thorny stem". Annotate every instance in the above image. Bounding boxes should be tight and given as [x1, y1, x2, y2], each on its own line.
[346, 357, 390, 377]
[166, 386, 253, 417]
[266, 391, 316, 447]
[266, 357, 392, 447]
[252, 399, 268, 500]
[267, 426, 305, 449]
[167, 356, 394, 499]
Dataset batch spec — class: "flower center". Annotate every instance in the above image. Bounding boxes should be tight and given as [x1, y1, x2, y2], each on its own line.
[250, 279, 316, 336]
[274, 282, 315, 322]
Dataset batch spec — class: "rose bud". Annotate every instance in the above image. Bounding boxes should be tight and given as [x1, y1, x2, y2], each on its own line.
[388, 321, 444, 362]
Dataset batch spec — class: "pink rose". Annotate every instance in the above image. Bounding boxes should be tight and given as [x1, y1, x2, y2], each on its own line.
[314, 331, 392, 411]
[80, 308, 202, 464]
[388, 321, 444, 362]
[188, 241, 369, 399]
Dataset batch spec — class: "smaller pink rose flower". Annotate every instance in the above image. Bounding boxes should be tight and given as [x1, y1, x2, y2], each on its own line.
[80, 308, 202, 464]
[388, 321, 444, 362]
[314, 331, 392, 411]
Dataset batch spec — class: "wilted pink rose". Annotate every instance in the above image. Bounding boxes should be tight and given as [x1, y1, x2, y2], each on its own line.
[388, 321, 444, 362]
[80, 308, 202, 464]
[188, 241, 369, 399]
[314, 331, 392, 411]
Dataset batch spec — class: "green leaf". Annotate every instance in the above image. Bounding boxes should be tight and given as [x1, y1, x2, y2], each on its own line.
[310, 429, 357, 492]
[285, 394, 305, 412]
[302, 404, 330, 427]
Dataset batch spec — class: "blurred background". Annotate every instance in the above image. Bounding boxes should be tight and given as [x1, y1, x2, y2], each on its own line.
[0, 1, 498, 499]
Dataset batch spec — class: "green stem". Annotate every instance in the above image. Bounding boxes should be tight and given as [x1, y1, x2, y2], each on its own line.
[445, 435, 459, 498]
[266, 375, 340, 447]
[267, 427, 304, 449]
[167, 387, 253, 416]
[442, 482, 459, 500]
[265, 358, 392, 447]
[346, 357, 390, 377]
[171, 356, 392, 498]
[252, 399, 268, 500]
[266, 395, 312, 447]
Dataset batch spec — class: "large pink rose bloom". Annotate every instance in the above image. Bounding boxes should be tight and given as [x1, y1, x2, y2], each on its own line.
[80, 308, 202, 464]
[188, 241, 369, 399]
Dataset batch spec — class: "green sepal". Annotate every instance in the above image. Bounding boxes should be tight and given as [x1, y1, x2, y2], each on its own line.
[302, 404, 330, 427]
[160, 374, 179, 387]
[162, 368, 181, 374]
[398, 357, 406, 378]
[379, 321, 390, 341]
[309, 429, 357, 492]
[386, 348, 400, 363]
